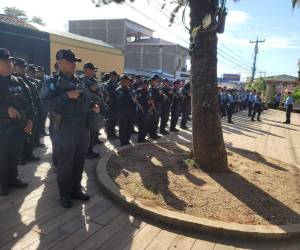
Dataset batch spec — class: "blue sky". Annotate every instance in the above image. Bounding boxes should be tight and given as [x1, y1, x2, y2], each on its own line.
[0, 0, 299, 80]
[220, 0, 300, 79]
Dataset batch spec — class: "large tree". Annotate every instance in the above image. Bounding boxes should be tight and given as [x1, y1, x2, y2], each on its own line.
[93, 0, 299, 172]
[3, 7, 28, 21]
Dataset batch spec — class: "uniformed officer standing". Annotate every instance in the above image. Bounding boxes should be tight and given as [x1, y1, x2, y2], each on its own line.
[44, 49, 100, 208]
[227, 90, 236, 124]
[149, 75, 163, 139]
[159, 78, 172, 135]
[283, 92, 294, 124]
[82, 63, 106, 158]
[180, 81, 191, 129]
[0, 48, 34, 196]
[13, 58, 42, 165]
[103, 71, 119, 140]
[136, 79, 152, 143]
[115, 75, 136, 146]
[248, 90, 256, 117]
[251, 92, 263, 122]
[170, 80, 182, 132]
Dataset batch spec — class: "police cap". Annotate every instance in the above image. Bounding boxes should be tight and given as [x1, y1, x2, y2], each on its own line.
[27, 64, 38, 72]
[36, 66, 45, 72]
[120, 74, 130, 81]
[151, 74, 161, 81]
[56, 49, 82, 62]
[84, 62, 98, 70]
[14, 58, 27, 67]
[0, 48, 14, 60]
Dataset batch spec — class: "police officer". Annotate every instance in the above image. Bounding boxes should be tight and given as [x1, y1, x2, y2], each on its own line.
[13, 58, 42, 165]
[115, 75, 136, 146]
[149, 75, 163, 139]
[227, 90, 236, 124]
[84, 77, 107, 159]
[170, 80, 182, 132]
[284, 92, 294, 124]
[136, 79, 152, 143]
[81, 62, 98, 85]
[159, 78, 172, 135]
[0, 48, 33, 196]
[103, 71, 119, 140]
[248, 89, 256, 117]
[251, 92, 262, 122]
[44, 49, 100, 208]
[180, 81, 191, 129]
[131, 75, 142, 90]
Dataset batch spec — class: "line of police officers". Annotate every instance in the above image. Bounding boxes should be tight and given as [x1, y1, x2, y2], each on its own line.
[0, 48, 191, 209]
[218, 88, 263, 123]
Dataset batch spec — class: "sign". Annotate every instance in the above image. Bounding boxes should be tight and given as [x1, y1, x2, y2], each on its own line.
[222, 74, 241, 83]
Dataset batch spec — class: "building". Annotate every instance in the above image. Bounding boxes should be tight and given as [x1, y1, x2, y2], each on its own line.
[0, 14, 124, 76]
[68, 19, 189, 77]
[264, 74, 300, 104]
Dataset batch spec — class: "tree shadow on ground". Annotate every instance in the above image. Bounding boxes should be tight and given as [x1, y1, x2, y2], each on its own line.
[109, 143, 206, 211]
[228, 147, 289, 172]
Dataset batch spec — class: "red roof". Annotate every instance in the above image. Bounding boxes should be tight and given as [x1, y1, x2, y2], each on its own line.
[0, 14, 37, 30]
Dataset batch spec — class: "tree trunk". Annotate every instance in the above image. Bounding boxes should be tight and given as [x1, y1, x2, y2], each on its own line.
[190, 0, 228, 171]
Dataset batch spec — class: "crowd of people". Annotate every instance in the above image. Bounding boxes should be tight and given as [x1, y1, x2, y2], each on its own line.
[0, 48, 191, 208]
[0, 47, 294, 208]
[218, 87, 294, 124]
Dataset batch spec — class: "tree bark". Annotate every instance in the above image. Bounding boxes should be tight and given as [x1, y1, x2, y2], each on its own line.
[190, 0, 228, 171]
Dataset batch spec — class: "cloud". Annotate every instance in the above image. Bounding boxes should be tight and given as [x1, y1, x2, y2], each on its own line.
[226, 10, 250, 26]
[262, 37, 300, 49]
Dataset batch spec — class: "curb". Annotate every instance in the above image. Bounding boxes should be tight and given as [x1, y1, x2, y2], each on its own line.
[96, 142, 300, 240]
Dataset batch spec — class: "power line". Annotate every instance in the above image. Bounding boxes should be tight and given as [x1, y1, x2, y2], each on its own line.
[126, 1, 252, 75]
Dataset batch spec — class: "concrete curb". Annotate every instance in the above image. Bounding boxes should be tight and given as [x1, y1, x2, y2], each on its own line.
[96, 142, 300, 240]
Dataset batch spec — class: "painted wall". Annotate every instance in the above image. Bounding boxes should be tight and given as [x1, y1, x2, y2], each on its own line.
[49, 33, 124, 77]
[0, 23, 50, 73]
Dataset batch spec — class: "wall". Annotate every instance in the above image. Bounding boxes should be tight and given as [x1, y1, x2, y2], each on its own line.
[0, 23, 50, 73]
[49, 33, 125, 76]
[69, 19, 125, 50]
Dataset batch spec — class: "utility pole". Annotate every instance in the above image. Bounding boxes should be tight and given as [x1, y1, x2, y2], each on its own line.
[297, 58, 300, 81]
[250, 38, 265, 82]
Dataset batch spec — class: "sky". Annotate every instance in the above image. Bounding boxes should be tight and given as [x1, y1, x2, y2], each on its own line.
[0, 0, 299, 80]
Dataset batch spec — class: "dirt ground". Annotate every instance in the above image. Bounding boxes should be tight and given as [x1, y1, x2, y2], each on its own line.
[107, 143, 300, 225]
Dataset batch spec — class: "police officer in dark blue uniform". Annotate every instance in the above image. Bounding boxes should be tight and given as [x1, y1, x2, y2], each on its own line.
[0, 48, 34, 196]
[103, 71, 119, 140]
[13, 58, 42, 165]
[136, 79, 152, 143]
[115, 75, 136, 146]
[180, 81, 191, 129]
[149, 75, 163, 139]
[44, 49, 100, 208]
[159, 78, 172, 135]
[170, 80, 183, 132]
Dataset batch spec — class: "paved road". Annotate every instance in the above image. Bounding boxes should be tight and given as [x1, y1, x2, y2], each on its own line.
[0, 109, 299, 250]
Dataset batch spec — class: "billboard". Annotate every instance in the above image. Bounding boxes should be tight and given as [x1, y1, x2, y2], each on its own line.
[222, 74, 241, 83]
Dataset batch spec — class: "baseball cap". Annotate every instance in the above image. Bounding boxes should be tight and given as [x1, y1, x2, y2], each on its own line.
[36, 66, 45, 72]
[0, 48, 14, 60]
[120, 74, 130, 81]
[84, 62, 98, 70]
[56, 49, 82, 62]
[27, 64, 38, 72]
[14, 58, 27, 67]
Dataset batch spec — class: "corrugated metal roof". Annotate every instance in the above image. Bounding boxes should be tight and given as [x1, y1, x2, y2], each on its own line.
[0, 14, 38, 30]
